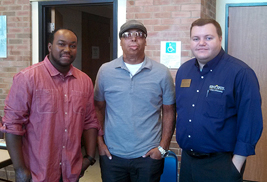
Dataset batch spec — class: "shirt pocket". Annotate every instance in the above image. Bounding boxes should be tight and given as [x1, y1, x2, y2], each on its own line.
[203, 91, 224, 119]
[36, 89, 58, 113]
[71, 90, 88, 115]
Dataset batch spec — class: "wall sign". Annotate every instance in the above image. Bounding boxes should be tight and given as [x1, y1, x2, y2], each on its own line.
[0, 15, 7, 58]
[160, 41, 181, 69]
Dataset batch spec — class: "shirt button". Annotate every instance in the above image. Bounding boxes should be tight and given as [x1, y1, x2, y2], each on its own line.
[189, 119, 192, 122]
[201, 76, 204, 79]
[65, 94, 67, 97]
[192, 104, 195, 107]
[190, 149, 193, 151]
[210, 69, 213, 72]
[65, 112, 67, 115]
[65, 129, 67, 132]
[63, 146, 65, 149]
[60, 162, 62, 165]
[188, 135, 191, 138]
[196, 90, 199, 92]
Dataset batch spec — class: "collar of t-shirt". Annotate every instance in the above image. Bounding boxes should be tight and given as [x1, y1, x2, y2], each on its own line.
[124, 62, 143, 78]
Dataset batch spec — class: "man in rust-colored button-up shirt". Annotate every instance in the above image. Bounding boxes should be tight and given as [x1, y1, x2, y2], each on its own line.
[0, 29, 100, 182]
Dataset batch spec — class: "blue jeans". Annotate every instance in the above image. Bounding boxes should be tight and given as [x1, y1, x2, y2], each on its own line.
[100, 155, 164, 182]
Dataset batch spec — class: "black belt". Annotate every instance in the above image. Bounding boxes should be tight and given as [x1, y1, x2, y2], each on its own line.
[185, 150, 216, 159]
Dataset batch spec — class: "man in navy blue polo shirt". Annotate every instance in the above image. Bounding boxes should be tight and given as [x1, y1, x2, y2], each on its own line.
[175, 18, 263, 182]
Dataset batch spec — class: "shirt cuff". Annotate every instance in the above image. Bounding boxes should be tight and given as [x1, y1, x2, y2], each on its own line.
[98, 128, 104, 136]
[234, 140, 255, 157]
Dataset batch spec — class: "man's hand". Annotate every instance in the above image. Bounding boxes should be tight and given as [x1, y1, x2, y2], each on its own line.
[15, 167, 32, 182]
[143, 147, 162, 160]
[232, 155, 246, 173]
[98, 136, 112, 160]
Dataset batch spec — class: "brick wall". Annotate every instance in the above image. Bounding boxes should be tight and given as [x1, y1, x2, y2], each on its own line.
[0, 0, 31, 117]
[126, 0, 216, 173]
[0, 0, 31, 180]
[0, 0, 215, 180]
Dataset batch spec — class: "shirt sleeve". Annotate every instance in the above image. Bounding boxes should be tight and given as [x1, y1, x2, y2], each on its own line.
[233, 68, 263, 156]
[1, 72, 32, 135]
[162, 68, 175, 105]
[94, 65, 105, 102]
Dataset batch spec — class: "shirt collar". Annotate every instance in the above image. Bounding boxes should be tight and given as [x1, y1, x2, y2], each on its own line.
[44, 55, 77, 78]
[114, 56, 152, 70]
[194, 48, 225, 71]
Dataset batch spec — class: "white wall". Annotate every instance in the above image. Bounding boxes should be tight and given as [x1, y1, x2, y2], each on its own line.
[216, 0, 267, 49]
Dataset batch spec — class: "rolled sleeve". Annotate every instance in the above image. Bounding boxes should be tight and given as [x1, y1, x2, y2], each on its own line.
[2, 72, 31, 136]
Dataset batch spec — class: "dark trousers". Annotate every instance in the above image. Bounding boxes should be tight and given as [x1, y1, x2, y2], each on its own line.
[59, 175, 79, 182]
[100, 155, 164, 182]
[179, 150, 245, 182]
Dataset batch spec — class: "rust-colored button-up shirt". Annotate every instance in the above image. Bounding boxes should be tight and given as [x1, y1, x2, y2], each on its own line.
[1, 56, 100, 182]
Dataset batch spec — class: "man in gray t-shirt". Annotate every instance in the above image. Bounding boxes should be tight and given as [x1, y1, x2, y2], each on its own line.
[94, 20, 176, 182]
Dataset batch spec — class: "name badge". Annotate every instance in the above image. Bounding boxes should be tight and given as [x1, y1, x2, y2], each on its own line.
[181, 79, 191, 87]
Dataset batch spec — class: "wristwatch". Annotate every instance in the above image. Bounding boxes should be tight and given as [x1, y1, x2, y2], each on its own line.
[158, 146, 168, 158]
[83, 155, 96, 166]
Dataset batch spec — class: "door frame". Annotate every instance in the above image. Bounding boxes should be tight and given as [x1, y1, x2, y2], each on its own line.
[37, 0, 118, 62]
[225, 2, 267, 53]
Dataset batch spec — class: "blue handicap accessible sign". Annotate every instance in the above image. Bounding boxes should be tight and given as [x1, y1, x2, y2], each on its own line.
[166, 42, 176, 53]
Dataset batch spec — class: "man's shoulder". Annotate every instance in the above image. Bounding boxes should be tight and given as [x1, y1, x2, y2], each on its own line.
[145, 56, 169, 70]
[15, 61, 45, 78]
[223, 53, 251, 70]
[179, 58, 195, 69]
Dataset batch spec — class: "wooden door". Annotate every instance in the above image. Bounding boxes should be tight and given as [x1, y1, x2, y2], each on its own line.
[228, 5, 267, 182]
[82, 13, 111, 84]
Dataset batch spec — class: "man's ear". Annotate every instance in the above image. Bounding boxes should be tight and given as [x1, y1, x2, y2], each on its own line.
[48, 43, 52, 53]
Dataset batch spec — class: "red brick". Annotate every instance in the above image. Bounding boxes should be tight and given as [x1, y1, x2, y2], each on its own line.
[2, 0, 15, 5]
[181, 17, 198, 24]
[161, 18, 180, 25]
[143, 6, 160, 12]
[135, 0, 153, 6]
[0, 7, 7, 11]
[172, 0, 188, 4]
[144, 19, 160, 25]
[8, 28, 23, 33]
[23, 4, 31, 11]
[17, 0, 30, 4]
[161, 6, 181, 12]
[154, 25, 171, 31]
[154, 12, 171, 18]
[9, 17, 23, 22]
[154, 0, 172, 5]
[16, 10, 30, 17]
[192, 10, 201, 17]
[135, 13, 151, 19]
[127, 6, 143, 13]
[8, 5, 22, 10]
[172, 11, 191, 18]
[181, 4, 201, 11]
[126, 13, 135, 19]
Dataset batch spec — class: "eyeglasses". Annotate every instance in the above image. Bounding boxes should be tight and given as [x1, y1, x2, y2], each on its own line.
[121, 31, 147, 39]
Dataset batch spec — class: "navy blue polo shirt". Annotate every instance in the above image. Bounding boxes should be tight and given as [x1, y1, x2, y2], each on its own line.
[175, 49, 263, 156]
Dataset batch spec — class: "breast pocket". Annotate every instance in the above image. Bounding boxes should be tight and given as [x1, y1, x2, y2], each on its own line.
[71, 90, 88, 115]
[36, 89, 58, 113]
[204, 91, 224, 119]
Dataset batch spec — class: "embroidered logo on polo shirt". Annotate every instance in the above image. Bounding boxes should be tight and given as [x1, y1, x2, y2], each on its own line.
[209, 85, 225, 93]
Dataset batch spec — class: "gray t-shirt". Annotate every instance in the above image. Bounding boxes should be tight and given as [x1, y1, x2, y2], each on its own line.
[94, 56, 175, 159]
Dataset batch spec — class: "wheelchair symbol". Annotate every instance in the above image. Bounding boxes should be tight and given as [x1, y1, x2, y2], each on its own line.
[166, 42, 176, 53]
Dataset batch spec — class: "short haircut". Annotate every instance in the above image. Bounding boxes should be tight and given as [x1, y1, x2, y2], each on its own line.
[190, 18, 222, 37]
[48, 28, 78, 44]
